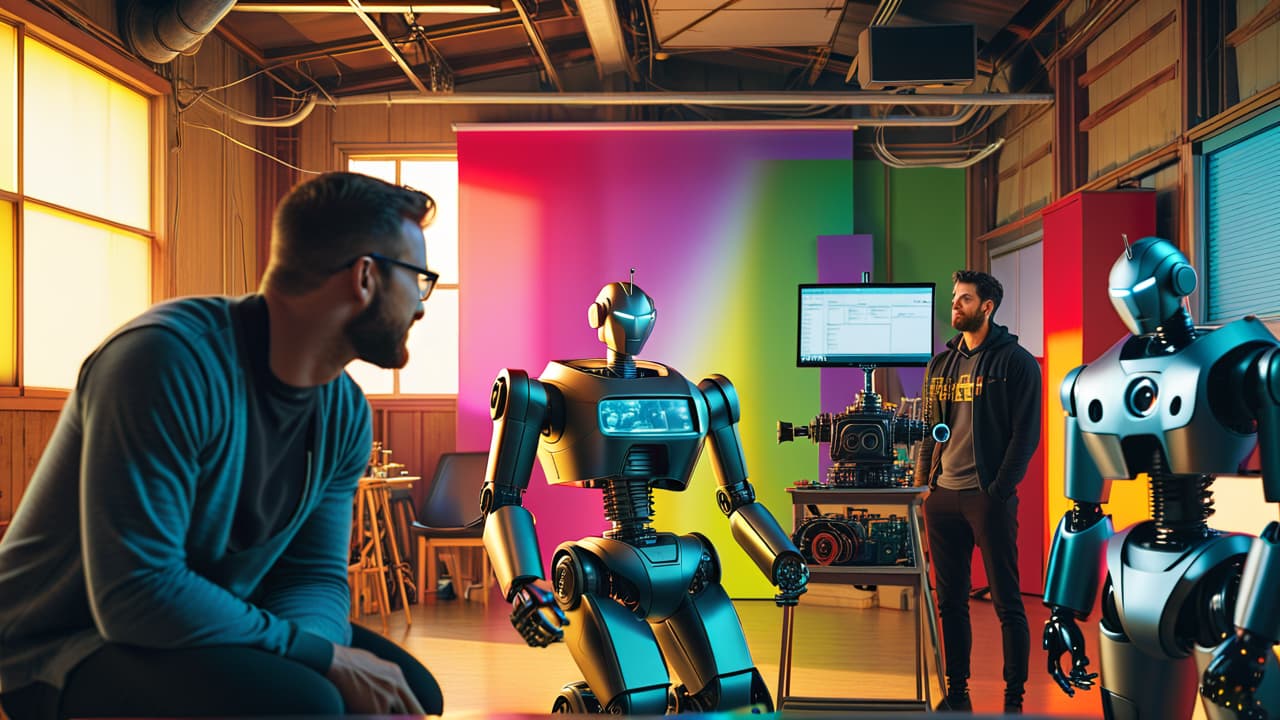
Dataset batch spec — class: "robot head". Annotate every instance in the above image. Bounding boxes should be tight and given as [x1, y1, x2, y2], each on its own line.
[587, 277, 656, 356]
[1108, 236, 1198, 336]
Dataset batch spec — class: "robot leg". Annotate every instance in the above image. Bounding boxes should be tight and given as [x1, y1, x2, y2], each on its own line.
[551, 544, 670, 714]
[649, 534, 772, 713]
[1194, 642, 1280, 720]
[1096, 579, 1199, 720]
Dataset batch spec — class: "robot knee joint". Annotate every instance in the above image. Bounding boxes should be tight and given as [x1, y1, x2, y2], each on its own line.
[552, 546, 605, 610]
[687, 533, 721, 596]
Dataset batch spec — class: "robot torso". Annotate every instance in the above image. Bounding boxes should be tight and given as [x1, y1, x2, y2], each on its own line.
[534, 359, 710, 491]
[1071, 316, 1279, 479]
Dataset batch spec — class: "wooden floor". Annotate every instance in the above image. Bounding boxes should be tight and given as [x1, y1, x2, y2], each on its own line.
[359, 587, 1109, 718]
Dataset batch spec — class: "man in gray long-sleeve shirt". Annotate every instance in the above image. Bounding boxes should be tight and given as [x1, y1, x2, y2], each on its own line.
[0, 172, 443, 720]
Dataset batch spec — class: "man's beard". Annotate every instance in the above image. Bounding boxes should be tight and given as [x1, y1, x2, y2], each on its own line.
[952, 309, 986, 333]
[345, 292, 411, 369]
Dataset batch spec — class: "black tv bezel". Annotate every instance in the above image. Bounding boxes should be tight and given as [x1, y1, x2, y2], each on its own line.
[795, 282, 936, 368]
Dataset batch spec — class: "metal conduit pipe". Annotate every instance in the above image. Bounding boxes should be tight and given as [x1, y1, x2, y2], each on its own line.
[122, 0, 238, 63]
[318, 90, 1053, 108]
[198, 92, 320, 127]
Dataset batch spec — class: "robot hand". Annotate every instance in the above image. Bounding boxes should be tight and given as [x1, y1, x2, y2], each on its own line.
[1043, 607, 1099, 697]
[772, 553, 809, 607]
[1200, 630, 1272, 720]
[509, 581, 569, 648]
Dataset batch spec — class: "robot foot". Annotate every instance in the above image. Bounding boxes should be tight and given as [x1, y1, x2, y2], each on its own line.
[666, 672, 774, 714]
[552, 681, 602, 714]
[553, 681, 669, 714]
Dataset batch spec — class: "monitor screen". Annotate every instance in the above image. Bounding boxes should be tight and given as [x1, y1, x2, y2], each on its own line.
[796, 283, 935, 367]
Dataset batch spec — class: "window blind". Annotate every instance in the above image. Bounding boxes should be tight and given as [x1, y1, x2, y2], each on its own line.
[1205, 121, 1280, 322]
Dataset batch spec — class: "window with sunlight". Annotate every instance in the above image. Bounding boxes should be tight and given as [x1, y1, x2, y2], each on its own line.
[1, 33, 154, 391]
[346, 156, 459, 396]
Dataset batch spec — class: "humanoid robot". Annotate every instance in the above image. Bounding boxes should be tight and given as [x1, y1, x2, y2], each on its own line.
[1042, 236, 1280, 719]
[480, 276, 809, 714]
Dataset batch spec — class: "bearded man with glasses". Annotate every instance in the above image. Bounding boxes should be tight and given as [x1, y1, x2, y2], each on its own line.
[0, 172, 442, 720]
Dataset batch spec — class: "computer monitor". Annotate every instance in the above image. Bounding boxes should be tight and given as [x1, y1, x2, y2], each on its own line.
[796, 283, 935, 367]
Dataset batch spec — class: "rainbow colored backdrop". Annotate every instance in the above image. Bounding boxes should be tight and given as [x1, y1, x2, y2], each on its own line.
[456, 128, 967, 597]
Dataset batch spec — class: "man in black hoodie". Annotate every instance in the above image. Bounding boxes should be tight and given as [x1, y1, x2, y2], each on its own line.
[914, 270, 1041, 714]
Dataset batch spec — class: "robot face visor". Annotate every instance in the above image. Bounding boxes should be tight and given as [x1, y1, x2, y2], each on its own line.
[608, 309, 656, 351]
[1108, 276, 1159, 335]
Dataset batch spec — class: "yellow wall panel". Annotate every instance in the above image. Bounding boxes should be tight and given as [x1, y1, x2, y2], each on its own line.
[23, 38, 150, 230]
[0, 23, 15, 193]
[0, 202, 13, 385]
[22, 206, 149, 389]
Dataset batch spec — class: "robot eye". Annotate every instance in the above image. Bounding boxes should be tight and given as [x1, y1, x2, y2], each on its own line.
[614, 311, 635, 319]
[1132, 277, 1156, 292]
[1125, 377, 1159, 417]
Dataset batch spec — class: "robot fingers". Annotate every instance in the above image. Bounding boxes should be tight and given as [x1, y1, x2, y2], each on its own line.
[509, 583, 570, 647]
[511, 604, 568, 647]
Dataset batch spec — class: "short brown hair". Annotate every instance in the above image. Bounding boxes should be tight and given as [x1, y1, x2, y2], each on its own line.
[953, 269, 1003, 317]
[262, 172, 435, 294]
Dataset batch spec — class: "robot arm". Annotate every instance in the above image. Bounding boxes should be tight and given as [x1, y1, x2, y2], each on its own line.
[699, 375, 809, 606]
[1252, 346, 1280, 503]
[480, 369, 567, 647]
[1197, 346, 1280, 718]
[1043, 366, 1112, 696]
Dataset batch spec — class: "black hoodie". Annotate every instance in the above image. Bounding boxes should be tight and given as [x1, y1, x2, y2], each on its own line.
[912, 322, 1042, 499]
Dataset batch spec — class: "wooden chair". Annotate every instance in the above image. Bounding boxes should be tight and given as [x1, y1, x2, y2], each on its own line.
[410, 452, 491, 604]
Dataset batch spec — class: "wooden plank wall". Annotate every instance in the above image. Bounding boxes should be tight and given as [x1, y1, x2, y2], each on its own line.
[1083, 0, 1181, 181]
[1234, 0, 1280, 99]
[0, 409, 58, 527]
[994, 106, 1055, 226]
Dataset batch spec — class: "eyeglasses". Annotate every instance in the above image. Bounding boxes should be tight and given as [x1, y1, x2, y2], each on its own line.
[349, 252, 439, 302]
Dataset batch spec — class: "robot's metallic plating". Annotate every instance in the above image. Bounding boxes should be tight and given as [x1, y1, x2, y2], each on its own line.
[480, 277, 809, 714]
[1043, 236, 1280, 720]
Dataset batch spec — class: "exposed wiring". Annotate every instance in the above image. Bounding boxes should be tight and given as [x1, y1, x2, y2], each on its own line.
[182, 120, 321, 175]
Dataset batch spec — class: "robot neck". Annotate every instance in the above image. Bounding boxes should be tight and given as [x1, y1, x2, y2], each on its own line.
[606, 349, 638, 378]
[1151, 306, 1196, 352]
[601, 477, 657, 546]
[1148, 451, 1215, 547]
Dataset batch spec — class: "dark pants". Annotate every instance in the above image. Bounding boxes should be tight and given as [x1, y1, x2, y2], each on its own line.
[924, 486, 1029, 693]
[0, 624, 442, 720]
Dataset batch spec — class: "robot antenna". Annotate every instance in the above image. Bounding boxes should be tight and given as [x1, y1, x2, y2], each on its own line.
[628, 267, 636, 294]
[1122, 233, 1133, 260]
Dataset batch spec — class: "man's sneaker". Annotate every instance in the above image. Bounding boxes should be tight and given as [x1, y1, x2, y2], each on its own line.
[1004, 686, 1024, 714]
[934, 691, 972, 712]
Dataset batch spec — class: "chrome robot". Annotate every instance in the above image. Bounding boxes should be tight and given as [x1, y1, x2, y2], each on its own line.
[1042, 236, 1280, 719]
[480, 274, 809, 714]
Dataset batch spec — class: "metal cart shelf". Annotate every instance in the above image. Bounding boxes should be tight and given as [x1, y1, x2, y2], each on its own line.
[777, 486, 946, 713]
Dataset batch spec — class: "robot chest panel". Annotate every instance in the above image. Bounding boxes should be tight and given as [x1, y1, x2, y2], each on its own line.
[1073, 326, 1260, 475]
[534, 361, 709, 489]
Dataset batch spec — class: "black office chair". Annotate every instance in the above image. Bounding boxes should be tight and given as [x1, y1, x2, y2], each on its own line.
[410, 451, 490, 604]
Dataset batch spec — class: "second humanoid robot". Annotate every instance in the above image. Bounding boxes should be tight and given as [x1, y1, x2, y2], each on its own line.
[480, 276, 809, 714]
[1043, 236, 1280, 720]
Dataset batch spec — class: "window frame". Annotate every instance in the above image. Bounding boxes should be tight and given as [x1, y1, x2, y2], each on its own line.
[1194, 103, 1280, 333]
[338, 144, 460, 399]
[0, 4, 166, 407]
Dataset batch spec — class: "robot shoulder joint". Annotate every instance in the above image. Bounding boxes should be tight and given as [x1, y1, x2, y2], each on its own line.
[489, 368, 550, 421]
[1060, 364, 1088, 416]
[697, 374, 740, 425]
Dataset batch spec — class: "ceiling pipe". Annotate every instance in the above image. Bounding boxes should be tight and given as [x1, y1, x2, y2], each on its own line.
[314, 96, 998, 128]
[121, 0, 237, 63]
[318, 90, 1053, 107]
